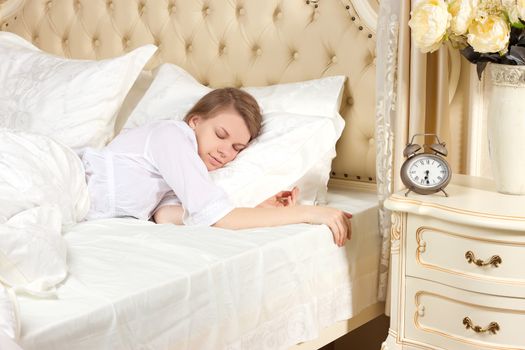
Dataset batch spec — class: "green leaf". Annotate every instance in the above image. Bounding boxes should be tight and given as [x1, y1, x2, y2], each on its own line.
[511, 21, 525, 30]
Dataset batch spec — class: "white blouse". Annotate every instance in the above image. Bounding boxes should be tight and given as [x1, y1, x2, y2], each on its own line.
[81, 120, 234, 226]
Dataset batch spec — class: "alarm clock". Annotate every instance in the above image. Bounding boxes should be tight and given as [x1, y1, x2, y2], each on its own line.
[400, 133, 451, 197]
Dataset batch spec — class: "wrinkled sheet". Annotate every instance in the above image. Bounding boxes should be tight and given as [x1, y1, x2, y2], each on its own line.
[17, 189, 380, 350]
[0, 130, 89, 295]
[0, 130, 89, 345]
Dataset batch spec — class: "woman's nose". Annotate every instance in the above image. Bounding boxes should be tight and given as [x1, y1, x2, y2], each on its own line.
[218, 148, 228, 159]
[219, 147, 236, 162]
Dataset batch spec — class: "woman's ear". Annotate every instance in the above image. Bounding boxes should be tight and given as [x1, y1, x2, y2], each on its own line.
[187, 115, 201, 129]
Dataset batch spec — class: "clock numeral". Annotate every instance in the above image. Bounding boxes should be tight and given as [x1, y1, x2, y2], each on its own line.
[419, 160, 424, 166]
[437, 176, 442, 180]
[414, 176, 419, 181]
[426, 160, 430, 164]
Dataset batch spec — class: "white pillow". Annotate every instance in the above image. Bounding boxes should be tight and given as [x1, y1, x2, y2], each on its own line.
[0, 32, 157, 149]
[211, 112, 342, 207]
[123, 64, 210, 128]
[124, 64, 345, 127]
[114, 70, 155, 135]
[123, 64, 345, 206]
[242, 79, 344, 205]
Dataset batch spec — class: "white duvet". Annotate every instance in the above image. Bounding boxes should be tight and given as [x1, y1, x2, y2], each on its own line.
[0, 130, 90, 342]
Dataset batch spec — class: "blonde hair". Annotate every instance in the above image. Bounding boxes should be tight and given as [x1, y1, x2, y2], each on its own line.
[184, 88, 262, 140]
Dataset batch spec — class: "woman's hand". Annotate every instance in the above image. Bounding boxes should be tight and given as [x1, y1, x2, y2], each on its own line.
[257, 186, 299, 208]
[305, 206, 352, 247]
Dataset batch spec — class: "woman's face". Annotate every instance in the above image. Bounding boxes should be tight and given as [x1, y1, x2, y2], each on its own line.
[188, 108, 251, 171]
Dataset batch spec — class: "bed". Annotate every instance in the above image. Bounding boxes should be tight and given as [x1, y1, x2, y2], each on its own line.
[0, 0, 383, 349]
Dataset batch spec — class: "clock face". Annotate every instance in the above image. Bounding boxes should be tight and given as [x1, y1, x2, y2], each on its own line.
[401, 154, 451, 194]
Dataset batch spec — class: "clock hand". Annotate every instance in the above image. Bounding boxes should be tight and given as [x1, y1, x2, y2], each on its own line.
[424, 170, 430, 184]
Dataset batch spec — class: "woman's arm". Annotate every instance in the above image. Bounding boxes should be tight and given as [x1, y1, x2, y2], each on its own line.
[214, 206, 351, 247]
[152, 187, 299, 225]
[153, 187, 298, 226]
[154, 204, 352, 247]
[153, 205, 185, 225]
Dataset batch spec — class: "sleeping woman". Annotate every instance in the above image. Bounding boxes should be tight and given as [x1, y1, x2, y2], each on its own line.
[81, 88, 352, 247]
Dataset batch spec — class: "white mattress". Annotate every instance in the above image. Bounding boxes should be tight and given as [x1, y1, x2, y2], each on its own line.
[17, 188, 380, 350]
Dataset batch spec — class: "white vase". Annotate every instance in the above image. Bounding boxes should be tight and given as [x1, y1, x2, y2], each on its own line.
[486, 63, 525, 195]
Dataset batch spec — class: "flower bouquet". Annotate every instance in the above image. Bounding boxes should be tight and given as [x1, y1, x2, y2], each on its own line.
[410, 0, 525, 195]
[409, 0, 525, 79]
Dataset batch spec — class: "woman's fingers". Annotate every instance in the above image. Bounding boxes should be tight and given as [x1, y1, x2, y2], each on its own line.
[290, 187, 299, 205]
[342, 211, 352, 240]
[334, 218, 346, 246]
[329, 211, 351, 246]
[306, 206, 352, 247]
[328, 221, 342, 246]
[276, 187, 300, 207]
[345, 215, 352, 239]
[326, 214, 345, 247]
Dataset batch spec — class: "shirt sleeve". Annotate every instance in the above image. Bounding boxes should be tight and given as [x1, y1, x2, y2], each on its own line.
[152, 191, 181, 213]
[144, 122, 234, 226]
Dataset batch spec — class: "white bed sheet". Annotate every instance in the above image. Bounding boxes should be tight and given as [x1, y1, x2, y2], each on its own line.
[17, 188, 380, 350]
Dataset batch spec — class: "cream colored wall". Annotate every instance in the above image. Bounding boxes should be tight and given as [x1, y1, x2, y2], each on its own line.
[425, 52, 493, 179]
[447, 57, 472, 174]
[423, 50, 470, 175]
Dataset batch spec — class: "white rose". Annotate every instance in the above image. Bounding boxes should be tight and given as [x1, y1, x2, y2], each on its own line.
[409, 0, 451, 53]
[467, 15, 510, 53]
[517, 0, 525, 21]
[502, 0, 522, 23]
[449, 0, 478, 35]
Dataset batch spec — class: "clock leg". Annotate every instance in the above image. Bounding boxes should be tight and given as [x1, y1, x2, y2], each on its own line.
[404, 188, 412, 197]
[440, 188, 448, 197]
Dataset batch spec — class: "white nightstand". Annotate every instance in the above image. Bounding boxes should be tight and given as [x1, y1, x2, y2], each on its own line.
[381, 176, 525, 350]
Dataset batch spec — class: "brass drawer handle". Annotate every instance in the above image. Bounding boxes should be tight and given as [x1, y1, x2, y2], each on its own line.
[465, 251, 502, 267]
[463, 317, 500, 335]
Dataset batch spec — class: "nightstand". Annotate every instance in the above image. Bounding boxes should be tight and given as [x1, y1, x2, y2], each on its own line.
[381, 176, 525, 350]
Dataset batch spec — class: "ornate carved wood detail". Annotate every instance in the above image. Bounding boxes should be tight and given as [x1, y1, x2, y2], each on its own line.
[390, 211, 403, 253]
[391, 211, 402, 241]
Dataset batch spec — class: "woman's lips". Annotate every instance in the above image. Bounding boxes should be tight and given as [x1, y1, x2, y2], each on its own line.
[209, 154, 222, 167]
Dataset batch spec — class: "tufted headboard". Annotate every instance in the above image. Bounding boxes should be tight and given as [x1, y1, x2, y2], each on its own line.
[0, 0, 378, 188]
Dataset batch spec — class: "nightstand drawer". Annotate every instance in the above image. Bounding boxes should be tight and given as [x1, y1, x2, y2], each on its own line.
[406, 216, 525, 297]
[404, 277, 525, 350]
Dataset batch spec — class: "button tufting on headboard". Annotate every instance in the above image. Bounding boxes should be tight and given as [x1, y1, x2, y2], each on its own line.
[0, 0, 379, 185]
